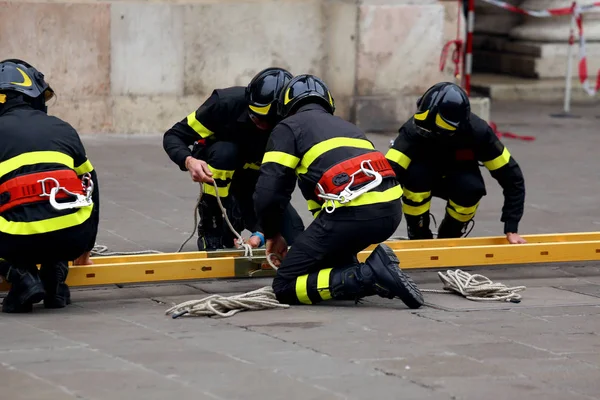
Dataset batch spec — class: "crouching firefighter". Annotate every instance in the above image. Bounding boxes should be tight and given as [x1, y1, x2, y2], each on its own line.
[163, 67, 305, 251]
[0, 59, 100, 313]
[253, 74, 424, 309]
[385, 82, 526, 244]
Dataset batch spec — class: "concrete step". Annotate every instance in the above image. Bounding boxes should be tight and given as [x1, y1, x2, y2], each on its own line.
[471, 73, 600, 104]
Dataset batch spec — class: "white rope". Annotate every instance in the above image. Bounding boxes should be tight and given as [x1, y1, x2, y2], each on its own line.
[90, 244, 162, 256]
[421, 269, 526, 303]
[165, 286, 289, 318]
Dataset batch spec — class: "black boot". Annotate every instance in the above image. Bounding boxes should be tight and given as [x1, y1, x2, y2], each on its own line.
[405, 213, 434, 240]
[197, 197, 226, 251]
[40, 262, 71, 309]
[437, 212, 474, 238]
[1, 264, 45, 313]
[330, 244, 424, 309]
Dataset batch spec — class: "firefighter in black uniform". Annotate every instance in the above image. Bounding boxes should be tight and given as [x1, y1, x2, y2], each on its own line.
[163, 67, 305, 251]
[0, 59, 100, 313]
[253, 74, 423, 308]
[385, 82, 526, 244]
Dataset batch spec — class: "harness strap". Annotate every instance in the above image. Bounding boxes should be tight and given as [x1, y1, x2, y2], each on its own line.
[316, 151, 395, 197]
[0, 169, 85, 214]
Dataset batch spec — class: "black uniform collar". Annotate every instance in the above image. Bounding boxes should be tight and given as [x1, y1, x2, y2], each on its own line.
[0, 97, 33, 117]
[237, 109, 251, 123]
[296, 103, 329, 114]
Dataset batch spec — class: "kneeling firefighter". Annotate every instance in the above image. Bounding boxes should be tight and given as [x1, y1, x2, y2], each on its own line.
[253, 74, 423, 308]
[0, 59, 100, 313]
[385, 82, 526, 244]
[163, 67, 305, 251]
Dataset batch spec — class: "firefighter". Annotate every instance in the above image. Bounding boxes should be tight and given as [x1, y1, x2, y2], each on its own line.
[253, 74, 424, 309]
[385, 82, 526, 243]
[0, 59, 100, 313]
[163, 67, 305, 251]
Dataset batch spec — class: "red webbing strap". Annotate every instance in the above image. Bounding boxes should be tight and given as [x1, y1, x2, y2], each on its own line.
[316, 152, 395, 196]
[0, 170, 84, 214]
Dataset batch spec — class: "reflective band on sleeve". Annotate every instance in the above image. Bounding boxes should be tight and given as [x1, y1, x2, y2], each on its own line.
[483, 147, 511, 171]
[74, 159, 94, 175]
[186, 112, 214, 138]
[262, 151, 300, 169]
[385, 148, 412, 169]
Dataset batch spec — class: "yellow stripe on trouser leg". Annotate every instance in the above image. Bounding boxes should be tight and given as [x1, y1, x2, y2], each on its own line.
[403, 188, 431, 204]
[317, 268, 333, 300]
[295, 274, 312, 304]
[447, 199, 479, 222]
[402, 200, 431, 216]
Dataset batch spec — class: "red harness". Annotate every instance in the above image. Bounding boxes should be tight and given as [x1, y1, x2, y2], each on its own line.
[316, 151, 396, 197]
[0, 169, 86, 214]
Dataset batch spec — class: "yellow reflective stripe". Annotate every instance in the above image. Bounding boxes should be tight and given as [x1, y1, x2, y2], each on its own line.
[317, 268, 332, 300]
[249, 104, 271, 116]
[186, 112, 214, 138]
[206, 165, 235, 180]
[414, 110, 429, 121]
[435, 114, 457, 131]
[202, 182, 230, 197]
[326, 185, 403, 210]
[403, 188, 431, 203]
[295, 274, 312, 304]
[483, 147, 511, 171]
[402, 200, 431, 216]
[385, 148, 411, 169]
[0, 151, 74, 179]
[307, 200, 321, 212]
[243, 162, 261, 171]
[74, 159, 94, 175]
[262, 151, 300, 169]
[449, 199, 479, 215]
[297, 138, 375, 175]
[447, 207, 475, 222]
[0, 205, 93, 235]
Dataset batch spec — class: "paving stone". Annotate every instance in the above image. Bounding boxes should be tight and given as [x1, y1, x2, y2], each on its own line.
[444, 341, 557, 361]
[420, 376, 594, 400]
[555, 284, 600, 298]
[0, 363, 80, 400]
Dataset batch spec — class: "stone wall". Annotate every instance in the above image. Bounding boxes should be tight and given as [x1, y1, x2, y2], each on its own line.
[0, 0, 466, 134]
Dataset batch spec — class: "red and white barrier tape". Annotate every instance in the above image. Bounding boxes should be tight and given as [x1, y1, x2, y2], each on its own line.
[480, 0, 600, 96]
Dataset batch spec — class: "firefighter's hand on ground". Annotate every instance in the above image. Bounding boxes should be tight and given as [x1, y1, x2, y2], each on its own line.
[73, 251, 93, 266]
[185, 156, 214, 183]
[266, 234, 288, 267]
[506, 232, 527, 244]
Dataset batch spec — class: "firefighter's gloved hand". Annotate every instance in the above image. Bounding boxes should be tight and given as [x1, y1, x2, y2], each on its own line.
[247, 232, 264, 249]
[506, 232, 526, 244]
[266, 234, 288, 267]
[185, 156, 214, 184]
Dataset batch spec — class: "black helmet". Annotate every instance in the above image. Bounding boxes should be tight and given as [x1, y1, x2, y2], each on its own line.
[413, 82, 470, 138]
[277, 74, 335, 118]
[0, 59, 55, 111]
[246, 67, 293, 121]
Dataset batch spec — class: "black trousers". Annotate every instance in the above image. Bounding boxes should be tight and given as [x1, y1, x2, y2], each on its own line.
[273, 200, 402, 305]
[402, 162, 486, 229]
[194, 141, 305, 245]
[0, 216, 98, 277]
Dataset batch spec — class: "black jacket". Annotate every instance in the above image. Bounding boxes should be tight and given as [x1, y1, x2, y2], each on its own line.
[254, 104, 402, 239]
[162, 87, 270, 172]
[0, 99, 100, 248]
[386, 113, 525, 233]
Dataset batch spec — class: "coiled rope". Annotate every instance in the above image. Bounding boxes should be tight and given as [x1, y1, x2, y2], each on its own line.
[422, 269, 526, 303]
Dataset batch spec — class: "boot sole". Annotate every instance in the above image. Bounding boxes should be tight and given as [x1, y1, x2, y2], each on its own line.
[379, 244, 424, 309]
